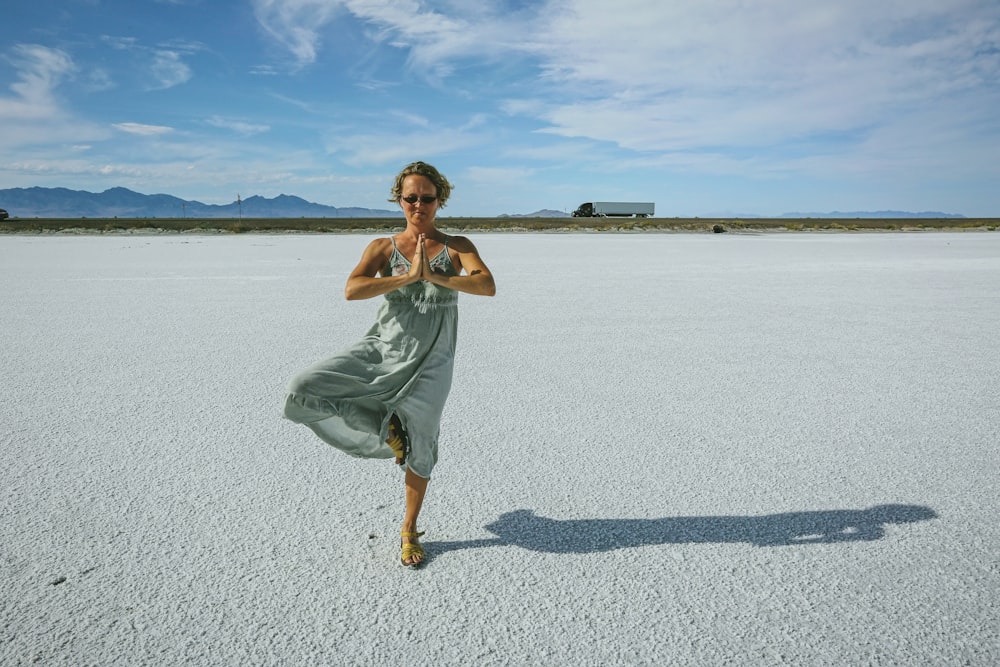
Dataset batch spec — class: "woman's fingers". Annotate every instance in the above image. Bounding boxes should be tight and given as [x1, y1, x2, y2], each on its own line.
[408, 234, 426, 280]
[420, 235, 433, 271]
[408, 243, 422, 279]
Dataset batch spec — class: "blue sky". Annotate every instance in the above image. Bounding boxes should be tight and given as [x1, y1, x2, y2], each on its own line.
[3, 0, 999, 217]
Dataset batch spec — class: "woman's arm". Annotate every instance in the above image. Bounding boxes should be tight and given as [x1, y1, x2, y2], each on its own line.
[344, 238, 423, 300]
[424, 235, 496, 297]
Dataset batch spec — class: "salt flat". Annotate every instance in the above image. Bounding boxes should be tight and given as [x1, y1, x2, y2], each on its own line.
[2, 232, 998, 666]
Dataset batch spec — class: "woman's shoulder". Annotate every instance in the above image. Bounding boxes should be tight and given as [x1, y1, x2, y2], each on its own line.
[365, 236, 395, 256]
[357, 237, 396, 270]
[443, 234, 480, 253]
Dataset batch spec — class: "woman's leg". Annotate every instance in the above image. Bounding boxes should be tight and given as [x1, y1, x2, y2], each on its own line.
[401, 467, 429, 566]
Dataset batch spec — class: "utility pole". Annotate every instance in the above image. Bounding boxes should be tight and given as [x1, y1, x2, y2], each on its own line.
[237, 193, 242, 222]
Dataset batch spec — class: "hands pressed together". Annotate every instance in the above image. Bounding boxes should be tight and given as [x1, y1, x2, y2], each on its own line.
[405, 233, 441, 285]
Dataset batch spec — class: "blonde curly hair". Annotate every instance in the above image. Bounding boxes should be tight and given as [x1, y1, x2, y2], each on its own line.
[388, 161, 453, 207]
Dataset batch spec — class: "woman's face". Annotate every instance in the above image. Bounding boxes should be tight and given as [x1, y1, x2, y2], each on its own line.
[399, 174, 439, 224]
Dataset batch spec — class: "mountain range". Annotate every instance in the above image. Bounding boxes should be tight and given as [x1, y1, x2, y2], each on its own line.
[0, 187, 402, 219]
[704, 210, 965, 219]
[776, 210, 964, 219]
[0, 186, 965, 219]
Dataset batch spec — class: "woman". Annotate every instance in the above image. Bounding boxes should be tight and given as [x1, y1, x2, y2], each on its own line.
[284, 161, 495, 567]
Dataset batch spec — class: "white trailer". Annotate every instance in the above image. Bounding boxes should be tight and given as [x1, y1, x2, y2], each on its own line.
[572, 201, 655, 218]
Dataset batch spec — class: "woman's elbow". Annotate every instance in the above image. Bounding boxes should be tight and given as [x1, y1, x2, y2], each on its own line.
[469, 269, 495, 296]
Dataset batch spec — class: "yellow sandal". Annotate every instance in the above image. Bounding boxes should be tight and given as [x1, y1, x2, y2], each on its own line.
[387, 419, 409, 466]
[400, 530, 425, 567]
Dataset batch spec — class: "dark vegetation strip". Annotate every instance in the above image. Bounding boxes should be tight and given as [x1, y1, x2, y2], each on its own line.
[1, 217, 997, 234]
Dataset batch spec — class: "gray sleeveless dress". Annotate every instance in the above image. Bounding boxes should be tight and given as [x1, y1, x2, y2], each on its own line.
[283, 239, 458, 478]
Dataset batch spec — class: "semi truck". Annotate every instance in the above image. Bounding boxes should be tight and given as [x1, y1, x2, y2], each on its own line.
[572, 201, 655, 218]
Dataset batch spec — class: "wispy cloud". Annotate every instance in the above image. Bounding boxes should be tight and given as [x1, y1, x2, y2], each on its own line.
[250, 64, 281, 76]
[519, 1, 1000, 160]
[83, 68, 116, 92]
[252, 0, 532, 73]
[101, 36, 139, 50]
[251, 0, 343, 67]
[1, 44, 75, 119]
[113, 122, 175, 136]
[206, 116, 270, 135]
[252, 0, 1000, 182]
[100, 34, 195, 90]
[148, 50, 192, 89]
[269, 91, 319, 113]
[387, 110, 430, 128]
[0, 44, 111, 150]
[323, 121, 484, 166]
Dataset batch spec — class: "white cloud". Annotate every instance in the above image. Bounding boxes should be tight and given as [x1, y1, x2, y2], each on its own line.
[84, 68, 116, 92]
[0, 44, 112, 150]
[3, 158, 146, 180]
[462, 165, 536, 188]
[387, 110, 431, 128]
[206, 116, 271, 135]
[99, 35, 195, 90]
[101, 36, 139, 50]
[518, 0, 1000, 159]
[250, 64, 281, 76]
[249, 1, 998, 160]
[269, 91, 319, 112]
[459, 114, 490, 131]
[1, 44, 75, 119]
[113, 122, 175, 136]
[252, 0, 530, 73]
[339, 0, 478, 76]
[148, 50, 192, 89]
[251, 0, 343, 67]
[324, 123, 483, 166]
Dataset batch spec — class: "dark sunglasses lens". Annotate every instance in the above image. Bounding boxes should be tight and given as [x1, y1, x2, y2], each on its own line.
[402, 195, 436, 204]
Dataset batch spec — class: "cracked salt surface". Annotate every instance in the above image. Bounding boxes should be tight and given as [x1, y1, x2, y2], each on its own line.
[2, 233, 998, 665]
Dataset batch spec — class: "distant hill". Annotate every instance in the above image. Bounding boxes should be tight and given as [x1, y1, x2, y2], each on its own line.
[498, 209, 570, 218]
[778, 210, 964, 219]
[0, 186, 402, 219]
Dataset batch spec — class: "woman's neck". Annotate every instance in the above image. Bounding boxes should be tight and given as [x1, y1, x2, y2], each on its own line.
[402, 222, 443, 241]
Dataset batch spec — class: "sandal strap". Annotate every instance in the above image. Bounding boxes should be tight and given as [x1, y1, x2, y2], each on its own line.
[400, 542, 425, 562]
[386, 422, 409, 465]
[386, 435, 405, 456]
[400, 530, 425, 538]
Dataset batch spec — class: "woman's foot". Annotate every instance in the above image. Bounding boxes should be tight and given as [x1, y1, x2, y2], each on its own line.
[400, 530, 425, 567]
[386, 415, 408, 466]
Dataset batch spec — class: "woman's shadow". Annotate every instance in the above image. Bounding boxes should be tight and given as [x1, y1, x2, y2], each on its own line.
[423, 504, 937, 559]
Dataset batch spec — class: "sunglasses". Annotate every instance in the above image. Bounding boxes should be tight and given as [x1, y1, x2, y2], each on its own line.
[401, 195, 438, 205]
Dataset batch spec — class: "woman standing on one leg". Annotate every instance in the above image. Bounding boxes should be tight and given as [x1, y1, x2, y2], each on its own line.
[284, 161, 496, 567]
